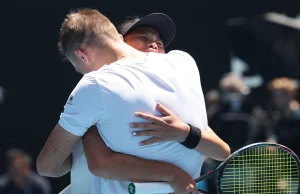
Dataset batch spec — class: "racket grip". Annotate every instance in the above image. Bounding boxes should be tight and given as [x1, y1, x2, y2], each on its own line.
[128, 182, 174, 194]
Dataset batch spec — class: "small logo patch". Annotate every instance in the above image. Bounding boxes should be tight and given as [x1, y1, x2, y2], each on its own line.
[67, 95, 73, 105]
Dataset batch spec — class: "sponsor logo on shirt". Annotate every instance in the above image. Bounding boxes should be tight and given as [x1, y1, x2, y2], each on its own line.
[67, 95, 73, 105]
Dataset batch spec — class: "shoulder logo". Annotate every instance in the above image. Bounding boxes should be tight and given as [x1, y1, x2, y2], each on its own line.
[67, 95, 73, 105]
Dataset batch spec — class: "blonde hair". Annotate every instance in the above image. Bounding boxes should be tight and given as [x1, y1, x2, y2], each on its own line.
[267, 77, 298, 96]
[58, 9, 119, 61]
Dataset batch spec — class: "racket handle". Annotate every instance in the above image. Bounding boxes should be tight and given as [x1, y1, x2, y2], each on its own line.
[128, 182, 173, 194]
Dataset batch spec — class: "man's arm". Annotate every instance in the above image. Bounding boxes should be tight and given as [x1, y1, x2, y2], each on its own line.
[37, 75, 103, 177]
[83, 126, 197, 193]
[36, 124, 80, 177]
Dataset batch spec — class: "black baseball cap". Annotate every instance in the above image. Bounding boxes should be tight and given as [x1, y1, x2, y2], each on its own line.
[118, 13, 176, 48]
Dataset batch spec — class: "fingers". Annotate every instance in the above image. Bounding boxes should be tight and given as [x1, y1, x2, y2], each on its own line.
[132, 130, 159, 137]
[139, 137, 162, 145]
[187, 185, 198, 194]
[156, 103, 172, 116]
[130, 123, 158, 130]
[134, 112, 166, 125]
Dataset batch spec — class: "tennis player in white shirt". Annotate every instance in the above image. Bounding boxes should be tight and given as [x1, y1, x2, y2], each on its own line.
[37, 9, 230, 194]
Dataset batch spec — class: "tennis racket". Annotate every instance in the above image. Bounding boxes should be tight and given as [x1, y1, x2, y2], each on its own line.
[128, 142, 300, 194]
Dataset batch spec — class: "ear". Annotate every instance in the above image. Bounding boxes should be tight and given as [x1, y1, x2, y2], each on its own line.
[118, 33, 124, 41]
[74, 49, 88, 64]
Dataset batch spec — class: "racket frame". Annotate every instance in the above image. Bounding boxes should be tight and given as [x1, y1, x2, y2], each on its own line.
[216, 142, 300, 193]
[128, 143, 300, 194]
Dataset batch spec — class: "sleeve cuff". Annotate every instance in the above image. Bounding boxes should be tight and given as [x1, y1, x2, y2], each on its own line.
[58, 119, 86, 137]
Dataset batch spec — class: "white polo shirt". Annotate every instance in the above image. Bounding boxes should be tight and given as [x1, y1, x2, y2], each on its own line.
[59, 50, 208, 194]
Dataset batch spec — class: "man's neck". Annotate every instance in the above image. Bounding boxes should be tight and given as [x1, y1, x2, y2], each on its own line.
[93, 42, 145, 69]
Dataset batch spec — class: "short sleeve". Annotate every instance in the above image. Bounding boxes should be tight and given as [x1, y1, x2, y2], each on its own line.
[58, 74, 103, 136]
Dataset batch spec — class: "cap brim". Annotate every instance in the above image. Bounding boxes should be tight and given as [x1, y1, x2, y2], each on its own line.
[123, 13, 176, 48]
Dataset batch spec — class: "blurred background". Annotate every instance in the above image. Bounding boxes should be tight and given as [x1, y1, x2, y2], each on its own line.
[0, 0, 299, 193]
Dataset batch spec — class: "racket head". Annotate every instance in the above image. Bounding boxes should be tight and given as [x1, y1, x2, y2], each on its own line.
[217, 142, 300, 194]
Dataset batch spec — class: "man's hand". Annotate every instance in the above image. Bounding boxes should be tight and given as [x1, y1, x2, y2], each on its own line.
[168, 169, 198, 194]
[130, 103, 190, 145]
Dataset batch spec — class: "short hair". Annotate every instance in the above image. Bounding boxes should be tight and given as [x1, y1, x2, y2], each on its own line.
[58, 8, 119, 62]
[5, 148, 32, 166]
[267, 77, 298, 95]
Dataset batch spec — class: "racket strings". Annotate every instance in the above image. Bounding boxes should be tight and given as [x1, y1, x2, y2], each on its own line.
[220, 146, 299, 194]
